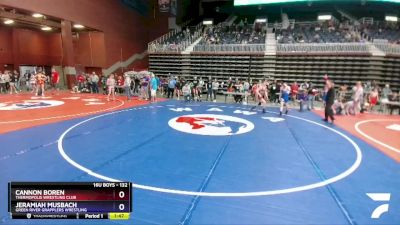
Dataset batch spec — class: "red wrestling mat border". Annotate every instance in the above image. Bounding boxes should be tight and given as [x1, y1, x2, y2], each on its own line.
[0, 92, 157, 134]
[314, 110, 400, 162]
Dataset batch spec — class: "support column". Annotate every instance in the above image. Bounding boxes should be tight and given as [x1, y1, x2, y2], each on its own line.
[61, 20, 76, 89]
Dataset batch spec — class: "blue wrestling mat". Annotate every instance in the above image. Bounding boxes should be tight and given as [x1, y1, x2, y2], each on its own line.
[1, 100, 399, 224]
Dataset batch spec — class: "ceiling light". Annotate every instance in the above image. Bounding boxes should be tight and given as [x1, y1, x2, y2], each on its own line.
[41, 26, 52, 31]
[385, 16, 398, 22]
[73, 24, 85, 29]
[32, 13, 44, 18]
[255, 18, 267, 23]
[4, 19, 14, 25]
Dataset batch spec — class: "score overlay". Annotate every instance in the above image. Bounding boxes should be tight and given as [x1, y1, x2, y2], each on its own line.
[8, 182, 132, 220]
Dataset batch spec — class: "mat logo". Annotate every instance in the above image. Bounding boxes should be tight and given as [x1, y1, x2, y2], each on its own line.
[366, 193, 391, 219]
[0, 100, 65, 110]
[168, 114, 254, 136]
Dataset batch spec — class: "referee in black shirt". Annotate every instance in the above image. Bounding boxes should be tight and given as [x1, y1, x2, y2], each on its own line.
[324, 80, 335, 123]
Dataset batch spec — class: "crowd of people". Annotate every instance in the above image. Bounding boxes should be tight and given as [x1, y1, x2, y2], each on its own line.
[3, 66, 398, 117]
[0, 68, 59, 96]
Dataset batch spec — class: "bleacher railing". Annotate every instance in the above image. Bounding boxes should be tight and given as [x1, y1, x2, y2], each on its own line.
[148, 22, 203, 53]
[276, 43, 370, 53]
[193, 44, 266, 52]
[374, 43, 400, 55]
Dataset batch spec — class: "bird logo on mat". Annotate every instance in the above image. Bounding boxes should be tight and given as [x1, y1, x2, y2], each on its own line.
[168, 114, 254, 136]
[0, 100, 64, 110]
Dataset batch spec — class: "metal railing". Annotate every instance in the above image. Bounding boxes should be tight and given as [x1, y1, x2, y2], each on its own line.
[374, 43, 400, 55]
[148, 22, 203, 53]
[276, 43, 370, 53]
[193, 44, 266, 52]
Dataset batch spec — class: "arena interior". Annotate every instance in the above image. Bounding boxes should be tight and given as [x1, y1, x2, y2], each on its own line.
[0, 0, 399, 224]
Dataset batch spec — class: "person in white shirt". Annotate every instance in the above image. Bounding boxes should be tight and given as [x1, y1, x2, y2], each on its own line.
[124, 74, 131, 101]
[0, 72, 6, 94]
[211, 79, 219, 102]
[352, 81, 364, 115]
[107, 74, 116, 101]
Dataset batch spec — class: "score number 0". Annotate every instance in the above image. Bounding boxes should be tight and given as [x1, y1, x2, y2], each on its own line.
[118, 191, 126, 211]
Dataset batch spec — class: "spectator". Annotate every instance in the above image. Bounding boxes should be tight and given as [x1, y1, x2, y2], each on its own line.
[106, 74, 116, 101]
[323, 80, 335, 123]
[150, 74, 158, 102]
[50, 68, 59, 95]
[352, 81, 364, 115]
[0, 72, 6, 94]
[381, 84, 392, 102]
[368, 88, 379, 111]
[212, 79, 219, 102]
[167, 76, 176, 99]
[124, 74, 131, 101]
[91, 72, 99, 93]
[9, 71, 19, 94]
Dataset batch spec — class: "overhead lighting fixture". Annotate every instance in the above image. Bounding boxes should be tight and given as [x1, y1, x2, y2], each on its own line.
[32, 13, 44, 18]
[385, 15, 398, 22]
[41, 26, 52, 31]
[318, 14, 332, 21]
[73, 24, 85, 29]
[3, 19, 14, 25]
[203, 19, 213, 25]
[255, 18, 267, 23]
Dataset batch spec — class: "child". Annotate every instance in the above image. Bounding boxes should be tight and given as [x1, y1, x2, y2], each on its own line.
[107, 74, 116, 101]
[280, 82, 291, 115]
[182, 83, 191, 102]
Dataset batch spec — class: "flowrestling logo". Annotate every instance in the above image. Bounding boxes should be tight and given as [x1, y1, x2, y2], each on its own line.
[168, 114, 254, 136]
[0, 100, 64, 110]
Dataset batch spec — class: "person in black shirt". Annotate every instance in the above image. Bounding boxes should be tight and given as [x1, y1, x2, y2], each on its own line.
[324, 80, 335, 123]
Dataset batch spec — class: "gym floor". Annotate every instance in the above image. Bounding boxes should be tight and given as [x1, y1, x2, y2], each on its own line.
[0, 92, 399, 225]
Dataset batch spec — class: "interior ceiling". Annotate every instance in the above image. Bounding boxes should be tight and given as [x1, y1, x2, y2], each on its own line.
[0, 5, 98, 33]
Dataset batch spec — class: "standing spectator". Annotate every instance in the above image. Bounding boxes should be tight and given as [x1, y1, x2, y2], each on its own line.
[368, 88, 379, 111]
[206, 79, 213, 101]
[182, 82, 191, 102]
[50, 68, 59, 95]
[91, 72, 99, 93]
[117, 75, 124, 94]
[279, 82, 291, 116]
[381, 84, 392, 102]
[167, 76, 176, 98]
[140, 75, 149, 100]
[134, 76, 140, 95]
[35, 70, 46, 97]
[0, 72, 6, 94]
[323, 80, 335, 123]
[13, 70, 20, 92]
[150, 74, 158, 102]
[106, 74, 116, 101]
[19, 70, 26, 92]
[212, 79, 219, 102]
[101, 74, 108, 94]
[9, 71, 19, 94]
[124, 74, 131, 101]
[175, 77, 182, 100]
[77, 73, 85, 91]
[307, 83, 317, 110]
[291, 81, 299, 104]
[29, 72, 36, 93]
[3, 71, 10, 92]
[352, 81, 364, 115]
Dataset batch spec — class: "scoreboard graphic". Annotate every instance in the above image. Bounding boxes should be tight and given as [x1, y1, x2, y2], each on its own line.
[8, 182, 132, 220]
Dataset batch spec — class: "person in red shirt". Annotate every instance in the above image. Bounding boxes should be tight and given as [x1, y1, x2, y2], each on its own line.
[51, 68, 59, 94]
[77, 73, 85, 91]
[291, 81, 299, 104]
[117, 75, 124, 94]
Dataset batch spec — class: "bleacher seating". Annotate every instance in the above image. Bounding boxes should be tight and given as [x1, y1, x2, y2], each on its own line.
[148, 19, 400, 93]
[199, 24, 266, 45]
